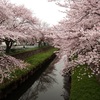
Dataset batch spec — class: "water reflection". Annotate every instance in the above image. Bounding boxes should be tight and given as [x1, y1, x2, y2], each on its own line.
[19, 59, 57, 100]
[62, 73, 71, 100]
[19, 57, 71, 100]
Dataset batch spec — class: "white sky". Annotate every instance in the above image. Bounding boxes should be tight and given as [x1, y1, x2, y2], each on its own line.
[9, 0, 66, 26]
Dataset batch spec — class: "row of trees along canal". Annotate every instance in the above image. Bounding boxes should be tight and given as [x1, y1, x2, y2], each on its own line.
[46, 0, 100, 77]
[0, 0, 100, 88]
[0, 0, 49, 54]
[0, 0, 51, 84]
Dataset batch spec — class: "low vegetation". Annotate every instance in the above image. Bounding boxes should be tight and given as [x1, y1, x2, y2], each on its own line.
[70, 65, 100, 100]
[8, 47, 39, 55]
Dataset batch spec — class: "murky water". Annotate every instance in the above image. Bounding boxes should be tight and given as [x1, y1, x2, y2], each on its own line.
[18, 57, 71, 100]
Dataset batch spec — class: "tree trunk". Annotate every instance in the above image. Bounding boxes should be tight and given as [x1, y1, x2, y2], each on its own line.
[5, 40, 13, 53]
[38, 41, 42, 47]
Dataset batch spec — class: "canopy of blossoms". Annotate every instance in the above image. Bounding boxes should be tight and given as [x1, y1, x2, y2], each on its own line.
[46, 0, 100, 74]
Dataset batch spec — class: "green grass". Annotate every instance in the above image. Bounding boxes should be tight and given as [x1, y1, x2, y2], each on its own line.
[9, 46, 51, 55]
[70, 65, 100, 100]
[0, 48, 57, 90]
[25, 48, 57, 68]
[9, 47, 39, 55]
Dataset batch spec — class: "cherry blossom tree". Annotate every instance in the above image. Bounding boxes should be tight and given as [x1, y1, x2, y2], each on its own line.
[0, 0, 42, 83]
[46, 0, 100, 74]
[0, 0, 39, 53]
[30, 21, 49, 47]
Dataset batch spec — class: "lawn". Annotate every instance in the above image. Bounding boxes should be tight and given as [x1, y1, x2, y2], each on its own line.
[25, 48, 57, 68]
[70, 65, 100, 100]
[9, 47, 39, 55]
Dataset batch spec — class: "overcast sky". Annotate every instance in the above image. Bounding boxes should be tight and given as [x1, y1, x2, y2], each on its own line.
[9, 0, 66, 26]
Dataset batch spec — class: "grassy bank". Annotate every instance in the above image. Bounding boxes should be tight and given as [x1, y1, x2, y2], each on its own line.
[70, 66, 100, 100]
[9, 46, 49, 55]
[25, 48, 57, 68]
[0, 48, 57, 90]
[9, 47, 38, 55]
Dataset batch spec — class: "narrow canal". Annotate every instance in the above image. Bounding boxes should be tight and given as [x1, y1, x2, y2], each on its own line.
[4, 57, 71, 100]
[18, 57, 71, 100]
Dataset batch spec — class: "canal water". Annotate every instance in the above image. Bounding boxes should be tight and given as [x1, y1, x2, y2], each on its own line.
[18, 57, 71, 100]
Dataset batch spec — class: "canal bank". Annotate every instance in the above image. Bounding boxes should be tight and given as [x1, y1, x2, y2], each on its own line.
[0, 48, 57, 100]
[18, 57, 71, 100]
[1, 56, 71, 100]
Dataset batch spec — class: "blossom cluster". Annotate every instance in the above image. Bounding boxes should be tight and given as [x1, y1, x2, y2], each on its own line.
[0, 54, 29, 83]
